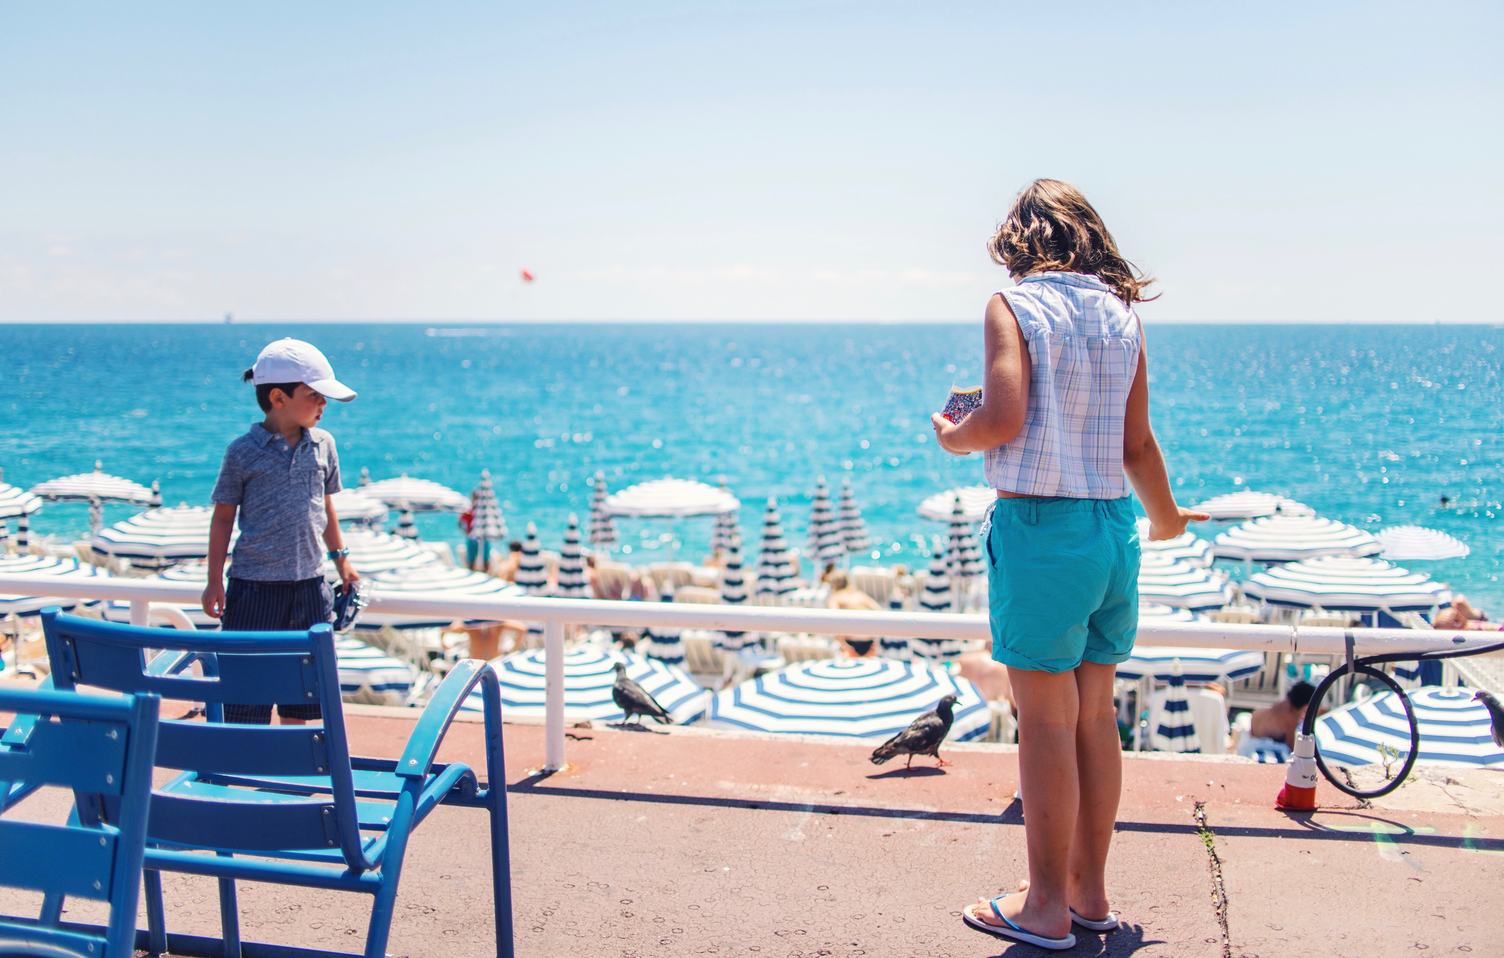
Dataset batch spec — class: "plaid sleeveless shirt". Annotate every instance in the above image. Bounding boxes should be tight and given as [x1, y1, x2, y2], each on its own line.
[983, 271, 1141, 499]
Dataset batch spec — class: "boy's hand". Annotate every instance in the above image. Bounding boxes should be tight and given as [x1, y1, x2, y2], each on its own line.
[335, 556, 361, 588]
[930, 413, 970, 456]
[1147, 506, 1212, 541]
[201, 582, 225, 619]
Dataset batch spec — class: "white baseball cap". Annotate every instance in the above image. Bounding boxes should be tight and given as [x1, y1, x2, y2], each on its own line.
[251, 338, 357, 402]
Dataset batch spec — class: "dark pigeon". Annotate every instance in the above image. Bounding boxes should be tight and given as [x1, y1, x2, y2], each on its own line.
[613, 662, 672, 725]
[1474, 691, 1504, 749]
[870, 693, 959, 769]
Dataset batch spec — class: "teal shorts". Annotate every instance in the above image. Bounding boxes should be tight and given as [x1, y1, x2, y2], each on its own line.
[984, 496, 1141, 674]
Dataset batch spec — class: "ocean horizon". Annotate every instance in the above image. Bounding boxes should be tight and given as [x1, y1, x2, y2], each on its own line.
[2, 321, 1499, 613]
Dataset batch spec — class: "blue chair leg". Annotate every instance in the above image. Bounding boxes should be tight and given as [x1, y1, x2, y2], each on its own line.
[39, 892, 64, 926]
[217, 872, 242, 958]
[144, 869, 167, 955]
[363, 791, 417, 958]
[485, 710, 515, 958]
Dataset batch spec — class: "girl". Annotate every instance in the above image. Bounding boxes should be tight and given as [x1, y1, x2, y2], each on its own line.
[932, 178, 1208, 950]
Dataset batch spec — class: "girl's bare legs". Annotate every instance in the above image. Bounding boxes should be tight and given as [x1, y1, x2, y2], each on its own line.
[968, 666, 1077, 936]
[1069, 660, 1122, 918]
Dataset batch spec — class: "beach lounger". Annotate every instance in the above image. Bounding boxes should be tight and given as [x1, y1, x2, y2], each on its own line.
[37, 609, 515, 958]
[648, 562, 696, 593]
[850, 566, 896, 605]
[0, 685, 160, 958]
[673, 585, 721, 605]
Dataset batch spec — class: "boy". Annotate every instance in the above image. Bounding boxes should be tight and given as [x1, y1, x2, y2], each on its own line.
[201, 338, 361, 724]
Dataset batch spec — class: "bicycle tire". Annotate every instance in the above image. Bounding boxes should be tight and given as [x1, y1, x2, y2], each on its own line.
[1301, 662, 1419, 800]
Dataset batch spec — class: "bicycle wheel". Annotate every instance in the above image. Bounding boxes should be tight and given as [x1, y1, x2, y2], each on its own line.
[1302, 662, 1419, 800]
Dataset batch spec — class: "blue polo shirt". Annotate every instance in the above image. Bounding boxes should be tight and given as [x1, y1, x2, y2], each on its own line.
[211, 423, 342, 582]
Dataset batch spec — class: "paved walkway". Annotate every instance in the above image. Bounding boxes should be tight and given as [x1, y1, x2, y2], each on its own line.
[4, 707, 1501, 956]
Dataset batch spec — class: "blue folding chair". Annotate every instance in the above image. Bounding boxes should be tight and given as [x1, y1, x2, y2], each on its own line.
[0, 685, 161, 958]
[40, 609, 514, 958]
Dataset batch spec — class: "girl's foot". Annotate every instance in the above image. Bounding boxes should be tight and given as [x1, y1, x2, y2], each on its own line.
[1017, 878, 1115, 928]
[964, 888, 1071, 940]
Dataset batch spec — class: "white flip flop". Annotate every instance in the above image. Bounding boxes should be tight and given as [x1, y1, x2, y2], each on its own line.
[1070, 907, 1120, 932]
[962, 898, 1076, 951]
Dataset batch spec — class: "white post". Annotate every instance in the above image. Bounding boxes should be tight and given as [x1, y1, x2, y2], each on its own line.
[543, 619, 566, 772]
[130, 599, 149, 627]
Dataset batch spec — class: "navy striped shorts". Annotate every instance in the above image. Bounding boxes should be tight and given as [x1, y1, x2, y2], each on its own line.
[222, 576, 333, 724]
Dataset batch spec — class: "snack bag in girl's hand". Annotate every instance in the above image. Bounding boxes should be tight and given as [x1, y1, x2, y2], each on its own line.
[941, 385, 983, 423]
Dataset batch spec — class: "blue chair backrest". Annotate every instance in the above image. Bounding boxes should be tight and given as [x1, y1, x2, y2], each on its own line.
[0, 685, 159, 958]
[40, 609, 370, 870]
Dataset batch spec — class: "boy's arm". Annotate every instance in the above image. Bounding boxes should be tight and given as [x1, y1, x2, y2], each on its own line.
[202, 503, 237, 618]
[1122, 318, 1210, 539]
[323, 498, 359, 585]
[931, 294, 1030, 454]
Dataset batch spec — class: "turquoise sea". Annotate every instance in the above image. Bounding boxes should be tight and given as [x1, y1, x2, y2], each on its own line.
[2, 323, 1500, 612]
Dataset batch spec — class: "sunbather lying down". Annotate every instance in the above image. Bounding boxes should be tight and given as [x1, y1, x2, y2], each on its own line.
[1434, 595, 1500, 631]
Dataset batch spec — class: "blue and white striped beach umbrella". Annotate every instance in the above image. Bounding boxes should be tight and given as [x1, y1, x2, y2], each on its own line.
[336, 528, 437, 576]
[555, 514, 589, 598]
[807, 478, 846, 565]
[467, 470, 508, 543]
[16, 516, 30, 553]
[1137, 554, 1234, 611]
[515, 522, 548, 641]
[878, 593, 910, 659]
[587, 472, 618, 551]
[1117, 645, 1263, 684]
[639, 584, 685, 665]
[1376, 525, 1469, 562]
[1192, 490, 1314, 521]
[459, 646, 709, 723]
[0, 554, 108, 617]
[1153, 661, 1200, 753]
[333, 636, 417, 705]
[0, 472, 43, 522]
[1137, 519, 1214, 567]
[756, 498, 797, 600]
[362, 474, 469, 513]
[391, 508, 419, 541]
[711, 482, 740, 555]
[1315, 686, 1503, 769]
[911, 541, 968, 662]
[1213, 515, 1381, 564]
[1137, 603, 1202, 624]
[329, 488, 388, 525]
[701, 657, 990, 741]
[360, 564, 523, 631]
[917, 486, 995, 523]
[715, 538, 755, 652]
[91, 505, 223, 571]
[30, 461, 153, 506]
[1244, 556, 1450, 614]
[838, 479, 871, 556]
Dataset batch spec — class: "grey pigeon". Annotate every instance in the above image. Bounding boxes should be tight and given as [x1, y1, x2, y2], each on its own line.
[1474, 691, 1504, 749]
[870, 694, 959, 769]
[613, 662, 672, 725]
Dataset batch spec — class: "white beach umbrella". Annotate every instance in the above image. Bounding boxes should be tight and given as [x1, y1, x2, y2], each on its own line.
[90, 505, 223, 570]
[0, 472, 43, 521]
[555, 514, 589, 598]
[360, 563, 523, 630]
[1116, 645, 1263, 684]
[587, 472, 618, 551]
[837, 479, 871, 556]
[1316, 686, 1503, 769]
[1192, 490, 1314, 521]
[918, 486, 995, 523]
[1137, 554, 1234, 611]
[459, 646, 709, 723]
[337, 528, 438, 576]
[715, 538, 755, 652]
[329, 488, 388, 525]
[702, 658, 989, 741]
[391, 508, 420, 541]
[639, 585, 685, 665]
[1136, 518, 1214, 567]
[1212, 515, 1382, 564]
[0, 554, 109, 617]
[467, 470, 508, 542]
[807, 478, 845, 565]
[29, 461, 153, 505]
[756, 498, 798, 599]
[911, 542, 968, 662]
[1243, 556, 1450, 614]
[1376, 525, 1469, 561]
[361, 474, 469, 513]
[1152, 661, 1200, 753]
[605, 477, 739, 518]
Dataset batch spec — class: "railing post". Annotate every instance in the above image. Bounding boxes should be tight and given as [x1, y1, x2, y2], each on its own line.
[130, 599, 149, 627]
[544, 619, 566, 772]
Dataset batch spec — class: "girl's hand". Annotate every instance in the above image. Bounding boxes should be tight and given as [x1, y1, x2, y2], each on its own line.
[1147, 506, 1212, 541]
[335, 557, 361, 587]
[930, 413, 970, 456]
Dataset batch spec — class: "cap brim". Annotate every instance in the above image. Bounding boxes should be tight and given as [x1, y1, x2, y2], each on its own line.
[308, 378, 357, 402]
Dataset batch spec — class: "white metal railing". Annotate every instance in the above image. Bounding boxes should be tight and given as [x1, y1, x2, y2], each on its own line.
[1, 572, 1492, 771]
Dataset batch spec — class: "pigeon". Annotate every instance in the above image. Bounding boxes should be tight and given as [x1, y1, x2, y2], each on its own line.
[1474, 691, 1504, 749]
[613, 662, 673, 725]
[870, 693, 959, 768]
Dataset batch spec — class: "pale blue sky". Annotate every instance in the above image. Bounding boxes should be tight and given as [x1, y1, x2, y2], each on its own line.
[2, 1, 1500, 323]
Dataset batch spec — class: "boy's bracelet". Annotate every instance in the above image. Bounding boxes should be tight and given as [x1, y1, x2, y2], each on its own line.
[327, 547, 350, 561]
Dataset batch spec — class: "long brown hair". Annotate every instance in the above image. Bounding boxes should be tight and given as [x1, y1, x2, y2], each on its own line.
[987, 178, 1156, 305]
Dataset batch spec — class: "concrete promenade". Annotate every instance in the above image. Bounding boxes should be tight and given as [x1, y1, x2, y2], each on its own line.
[3, 706, 1501, 957]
